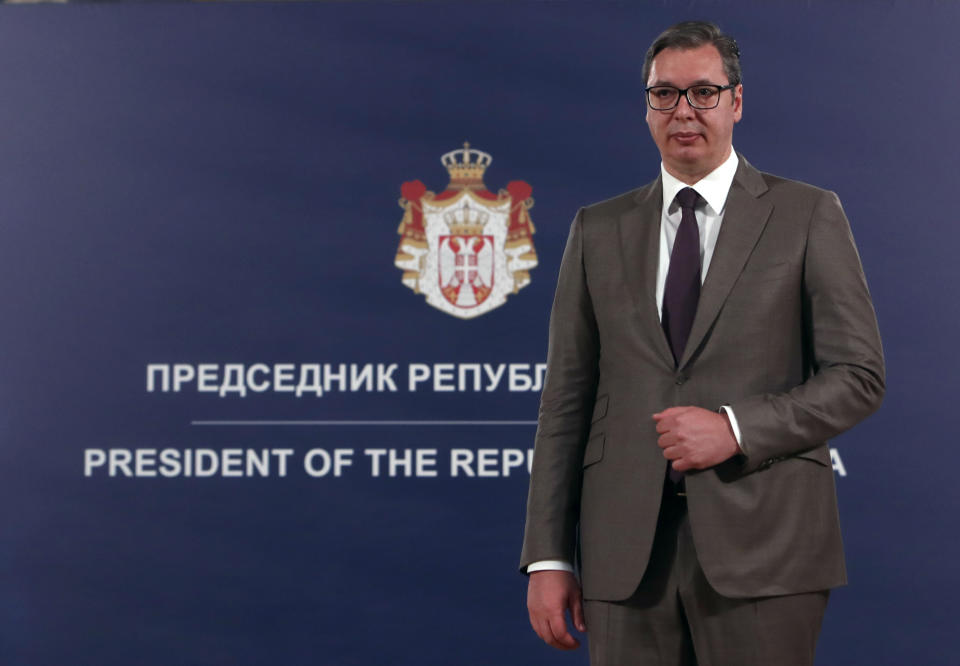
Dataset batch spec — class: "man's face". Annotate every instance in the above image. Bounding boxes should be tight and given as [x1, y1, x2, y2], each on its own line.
[645, 44, 742, 182]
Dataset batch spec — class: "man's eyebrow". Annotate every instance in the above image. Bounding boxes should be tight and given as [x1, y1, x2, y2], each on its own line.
[649, 78, 724, 87]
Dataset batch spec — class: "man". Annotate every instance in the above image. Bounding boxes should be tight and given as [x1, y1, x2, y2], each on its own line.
[519, 21, 884, 665]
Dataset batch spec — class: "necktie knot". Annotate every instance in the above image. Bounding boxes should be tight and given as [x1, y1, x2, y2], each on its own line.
[676, 187, 699, 210]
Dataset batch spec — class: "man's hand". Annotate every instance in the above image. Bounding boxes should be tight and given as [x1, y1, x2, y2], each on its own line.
[653, 406, 740, 472]
[526, 570, 585, 650]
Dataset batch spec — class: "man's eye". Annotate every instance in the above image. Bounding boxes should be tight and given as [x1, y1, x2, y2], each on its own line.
[693, 88, 717, 98]
[654, 89, 673, 98]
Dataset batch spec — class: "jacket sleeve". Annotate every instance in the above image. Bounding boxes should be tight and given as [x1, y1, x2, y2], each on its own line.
[731, 190, 885, 473]
[519, 209, 600, 571]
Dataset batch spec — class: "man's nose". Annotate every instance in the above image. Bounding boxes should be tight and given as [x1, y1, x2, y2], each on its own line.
[674, 93, 696, 117]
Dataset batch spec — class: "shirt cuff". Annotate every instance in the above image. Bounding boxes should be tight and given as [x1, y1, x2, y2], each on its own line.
[719, 405, 744, 453]
[526, 560, 574, 574]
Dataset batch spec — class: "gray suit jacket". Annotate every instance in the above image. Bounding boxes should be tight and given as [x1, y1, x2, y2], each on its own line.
[519, 155, 885, 600]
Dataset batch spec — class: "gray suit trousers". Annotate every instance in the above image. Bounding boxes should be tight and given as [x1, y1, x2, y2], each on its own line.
[583, 488, 828, 666]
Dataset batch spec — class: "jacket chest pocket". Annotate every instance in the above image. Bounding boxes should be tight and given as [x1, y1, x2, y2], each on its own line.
[582, 433, 604, 469]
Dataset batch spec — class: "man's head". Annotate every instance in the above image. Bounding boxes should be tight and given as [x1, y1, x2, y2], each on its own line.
[643, 21, 743, 183]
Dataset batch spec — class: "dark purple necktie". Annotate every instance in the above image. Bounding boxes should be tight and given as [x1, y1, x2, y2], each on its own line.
[662, 187, 701, 367]
[662, 187, 700, 485]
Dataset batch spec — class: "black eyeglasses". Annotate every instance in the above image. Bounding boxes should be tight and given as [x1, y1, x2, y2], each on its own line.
[645, 84, 737, 111]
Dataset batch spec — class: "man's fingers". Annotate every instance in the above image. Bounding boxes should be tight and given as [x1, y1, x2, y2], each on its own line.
[658, 433, 679, 450]
[571, 593, 586, 633]
[537, 616, 573, 650]
[535, 619, 555, 647]
[547, 614, 579, 650]
[526, 570, 584, 650]
[662, 440, 691, 469]
[665, 448, 692, 470]
[529, 610, 544, 638]
[654, 406, 689, 420]
[534, 615, 571, 650]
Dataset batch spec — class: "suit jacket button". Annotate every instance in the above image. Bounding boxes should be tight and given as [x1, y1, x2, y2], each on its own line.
[675, 373, 687, 385]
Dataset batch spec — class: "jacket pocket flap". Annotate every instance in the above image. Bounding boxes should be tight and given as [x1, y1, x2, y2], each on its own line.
[741, 260, 790, 282]
[795, 445, 832, 467]
[582, 433, 604, 468]
[591, 394, 609, 423]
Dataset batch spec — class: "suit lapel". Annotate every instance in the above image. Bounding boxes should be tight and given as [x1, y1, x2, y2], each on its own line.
[618, 177, 675, 369]
[679, 157, 773, 369]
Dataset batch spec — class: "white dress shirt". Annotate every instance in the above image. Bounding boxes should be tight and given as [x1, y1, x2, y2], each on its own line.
[527, 149, 744, 575]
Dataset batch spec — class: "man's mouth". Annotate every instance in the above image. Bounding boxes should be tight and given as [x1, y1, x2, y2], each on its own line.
[671, 131, 702, 144]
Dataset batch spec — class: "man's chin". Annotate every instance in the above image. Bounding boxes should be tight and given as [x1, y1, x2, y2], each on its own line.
[662, 149, 724, 182]
[665, 150, 707, 169]
[667, 145, 707, 162]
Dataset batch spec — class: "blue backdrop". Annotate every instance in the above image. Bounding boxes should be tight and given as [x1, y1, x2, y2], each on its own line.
[1, 2, 957, 664]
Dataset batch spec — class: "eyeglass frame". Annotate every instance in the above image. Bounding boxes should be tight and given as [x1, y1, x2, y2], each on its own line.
[644, 83, 738, 111]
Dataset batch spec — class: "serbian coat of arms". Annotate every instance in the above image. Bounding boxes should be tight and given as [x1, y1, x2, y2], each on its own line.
[393, 143, 537, 319]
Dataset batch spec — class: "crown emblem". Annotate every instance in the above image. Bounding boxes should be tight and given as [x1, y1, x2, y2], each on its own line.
[394, 143, 538, 319]
[443, 201, 489, 235]
[442, 142, 491, 188]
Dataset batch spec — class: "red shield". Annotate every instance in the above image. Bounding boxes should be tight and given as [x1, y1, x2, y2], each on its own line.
[438, 235, 494, 308]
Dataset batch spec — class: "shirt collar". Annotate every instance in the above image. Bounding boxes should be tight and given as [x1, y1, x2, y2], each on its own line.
[660, 149, 739, 216]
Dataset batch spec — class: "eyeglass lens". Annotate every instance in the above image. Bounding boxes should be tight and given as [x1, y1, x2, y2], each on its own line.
[648, 86, 722, 110]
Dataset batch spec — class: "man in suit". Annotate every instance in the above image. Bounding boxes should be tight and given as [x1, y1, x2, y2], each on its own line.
[519, 21, 884, 665]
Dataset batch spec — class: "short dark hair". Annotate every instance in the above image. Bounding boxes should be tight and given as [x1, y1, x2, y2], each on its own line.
[642, 21, 742, 87]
